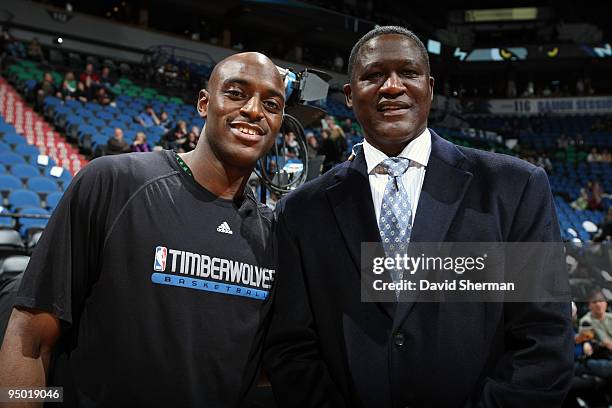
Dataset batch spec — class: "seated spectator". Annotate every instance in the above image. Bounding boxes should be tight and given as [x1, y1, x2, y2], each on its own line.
[587, 148, 602, 163]
[99, 66, 115, 89]
[73, 81, 89, 103]
[536, 153, 552, 173]
[281, 131, 299, 158]
[35, 72, 58, 111]
[80, 63, 100, 95]
[158, 111, 173, 131]
[1, 28, 26, 58]
[182, 126, 200, 152]
[94, 87, 112, 106]
[306, 132, 319, 159]
[161, 120, 188, 150]
[131, 132, 151, 153]
[571, 188, 589, 211]
[588, 181, 604, 211]
[27, 37, 45, 62]
[105, 128, 130, 155]
[573, 301, 612, 381]
[135, 104, 160, 128]
[61, 72, 77, 99]
[593, 207, 612, 242]
[579, 290, 612, 353]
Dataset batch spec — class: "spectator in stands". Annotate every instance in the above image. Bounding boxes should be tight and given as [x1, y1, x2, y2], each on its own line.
[161, 120, 188, 150]
[1, 29, 25, 58]
[580, 290, 612, 352]
[281, 131, 299, 158]
[35, 72, 58, 111]
[73, 81, 89, 103]
[61, 72, 77, 99]
[593, 207, 612, 242]
[80, 63, 99, 96]
[306, 132, 319, 159]
[135, 104, 160, 128]
[182, 126, 200, 152]
[587, 148, 602, 163]
[319, 128, 342, 171]
[27, 37, 45, 62]
[94, 87, 112, 106]
[131, 132, 151, 153]
[573, 301, 612, 381]
[571, 188, 589, 211]
[588, 181, 604, 210]
[158, 111, 173, 131]
[99, 66, 115, 89]
[536, 153, 553, 173]
[105, 127, 130, 155]
[556, 133, 570, 149]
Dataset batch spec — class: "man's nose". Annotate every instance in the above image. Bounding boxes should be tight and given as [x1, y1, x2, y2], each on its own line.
[240, 96, 264, 122]
[380, 72, 404, 97]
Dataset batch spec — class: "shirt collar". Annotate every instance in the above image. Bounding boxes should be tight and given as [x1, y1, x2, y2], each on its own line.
[363, 128, 432, 174]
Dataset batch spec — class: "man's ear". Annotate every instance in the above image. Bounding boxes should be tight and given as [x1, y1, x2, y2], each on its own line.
[343, 83, 353, 108]
[197, 89, 209, 118]
[429, 76, 435, 101]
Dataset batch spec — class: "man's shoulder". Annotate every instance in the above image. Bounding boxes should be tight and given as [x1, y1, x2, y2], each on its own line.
[454, 144, 539, 179]
[77, 151, 176, 186]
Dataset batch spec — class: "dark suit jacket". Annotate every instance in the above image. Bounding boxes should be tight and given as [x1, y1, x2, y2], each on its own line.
[264, 131, 573, 408]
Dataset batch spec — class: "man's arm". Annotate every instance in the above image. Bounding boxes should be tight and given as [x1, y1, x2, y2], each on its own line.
[263, 204, 346, 408]
[0, 308, 60, 388]
[474, 166, 574, 407]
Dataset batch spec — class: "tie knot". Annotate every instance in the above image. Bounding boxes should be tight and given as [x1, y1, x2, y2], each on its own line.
[379, 157, 410, 177]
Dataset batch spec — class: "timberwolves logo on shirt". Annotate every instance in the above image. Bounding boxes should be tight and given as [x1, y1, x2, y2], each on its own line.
[150, 245, 274, 301]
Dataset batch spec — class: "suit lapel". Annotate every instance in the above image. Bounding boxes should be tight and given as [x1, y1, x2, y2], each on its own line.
[326, 152, 395, 319]
[394, 132, 474, 330]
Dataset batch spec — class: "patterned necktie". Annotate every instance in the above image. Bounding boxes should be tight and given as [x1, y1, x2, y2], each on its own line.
[377, 157, 412, 296]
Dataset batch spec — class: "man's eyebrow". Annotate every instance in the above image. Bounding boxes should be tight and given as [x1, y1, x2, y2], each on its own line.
[222, 77, 285, 102]
[361, 59, 421, 71]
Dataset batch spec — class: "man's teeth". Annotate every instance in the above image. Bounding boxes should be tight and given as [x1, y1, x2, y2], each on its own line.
[237, 126, 258, 135]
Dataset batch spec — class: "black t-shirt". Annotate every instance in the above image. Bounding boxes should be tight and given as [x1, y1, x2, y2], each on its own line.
[15, 151, 276, 407]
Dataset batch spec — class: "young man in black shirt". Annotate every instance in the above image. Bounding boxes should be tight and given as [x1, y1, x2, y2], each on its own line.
[0, 52, 285, 407]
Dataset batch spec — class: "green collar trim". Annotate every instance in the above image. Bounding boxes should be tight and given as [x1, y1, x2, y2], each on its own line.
[174, 152, 193, 178]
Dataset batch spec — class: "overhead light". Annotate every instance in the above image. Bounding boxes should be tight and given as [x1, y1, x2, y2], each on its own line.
[56, 37, 63, 44]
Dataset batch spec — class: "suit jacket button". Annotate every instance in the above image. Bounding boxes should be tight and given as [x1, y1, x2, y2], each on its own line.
[394, 332, 405, 346]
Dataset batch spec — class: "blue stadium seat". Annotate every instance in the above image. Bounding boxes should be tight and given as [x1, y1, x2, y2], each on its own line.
[14, 145, 40, 161]
[0, 206, 13, 228]
[10, 164, 41, 180]
[0, 174, 23, 193]
[8, 189, 41, 210]
[30, 155, 57, 169]
[17, 206, 49, 238]
[27, 177, 60, 194]
[2, 133, 26, 146]
[44, 166, 73, 187]
[0, 142, 11, 152]
[0, 152, 26, 166]
[46, 191, 63, 210]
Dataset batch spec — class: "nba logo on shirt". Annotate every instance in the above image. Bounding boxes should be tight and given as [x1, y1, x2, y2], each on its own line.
[154, 246, 167, 271]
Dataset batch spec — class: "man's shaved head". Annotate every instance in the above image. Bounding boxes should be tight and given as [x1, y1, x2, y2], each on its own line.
[208, 52, 284, 95]
[197, 51, 286, 170]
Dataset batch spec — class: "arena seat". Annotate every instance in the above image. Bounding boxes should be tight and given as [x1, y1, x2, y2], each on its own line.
[10, 164, 41, 180]
[8, 190, 41, 210]
[27, 177, 60, 195]
[17, 207, 49, 238]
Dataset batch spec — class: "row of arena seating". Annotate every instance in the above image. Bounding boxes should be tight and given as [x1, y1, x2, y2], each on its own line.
[6, 61, 183, 104]
[0, 78, 81, 243]
[469, 114, 612, 137]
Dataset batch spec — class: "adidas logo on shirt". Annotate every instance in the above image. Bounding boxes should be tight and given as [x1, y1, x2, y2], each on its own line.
[217, 221, 233, 235]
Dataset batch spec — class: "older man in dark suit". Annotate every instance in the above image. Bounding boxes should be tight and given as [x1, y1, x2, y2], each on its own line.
[264, 26, 573, 408]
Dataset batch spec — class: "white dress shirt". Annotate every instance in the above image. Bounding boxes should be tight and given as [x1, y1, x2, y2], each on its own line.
[362, 129, 431, 226]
